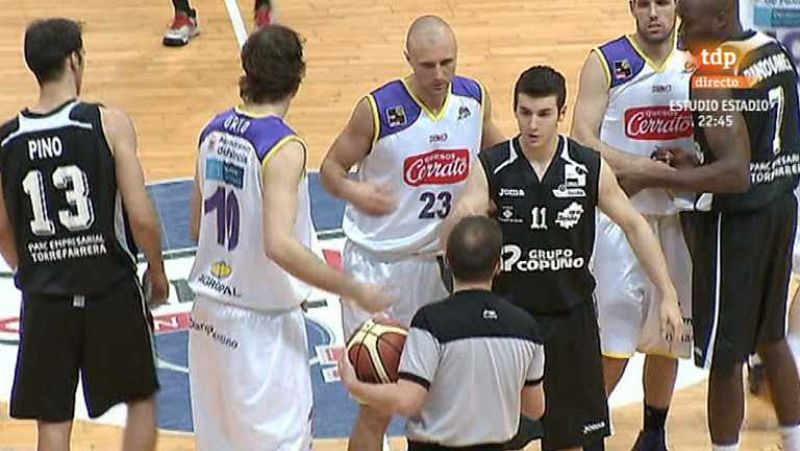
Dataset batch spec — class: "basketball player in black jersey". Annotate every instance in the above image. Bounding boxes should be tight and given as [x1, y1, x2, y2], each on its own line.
[0, 19, 168, 451]
[622, 0, 800, 449]
[448, 66, 682, 451]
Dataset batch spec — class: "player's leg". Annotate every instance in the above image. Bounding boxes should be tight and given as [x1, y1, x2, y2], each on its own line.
[163, 0, 199, 46]
[683, 210, 749, 447]
[756, 192, 800, 450]
[10, 292, 82, 451]
[634, 355, 677, 448]
[123, 396, 157, 451]
[708, 359, 746, 447]
[83, 277, 159, 449]
[37, 421, 73, 451]
[343, 243, 449, 450]
[601, 357, 628, 395]
[592, 212, 645, 394]
[254, 0, 274, 28]
[635, 214, 692, 448]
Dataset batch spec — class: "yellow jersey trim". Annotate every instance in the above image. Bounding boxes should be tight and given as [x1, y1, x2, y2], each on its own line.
[365, 94, 380, 145]
[400, 77, 452, 122]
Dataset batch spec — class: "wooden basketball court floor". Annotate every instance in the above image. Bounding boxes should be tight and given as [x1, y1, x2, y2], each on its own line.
[0, 0, 789, 449]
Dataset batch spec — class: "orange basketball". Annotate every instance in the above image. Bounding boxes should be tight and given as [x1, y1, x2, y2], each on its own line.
[346, 318, 407, 383]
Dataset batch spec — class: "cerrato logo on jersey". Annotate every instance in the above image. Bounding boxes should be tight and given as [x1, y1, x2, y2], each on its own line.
[614, 59, 633, 80]
[501, 244, 585, 272]
[652, 84, 673, 93]
[624, 106, 694, 141]
[552, 162, 587, 198]
[457, 106, 471, 120]
[555, 202, 584, 229]
[403, 148, 470, 187]
[386, 106, 407, 127]
[499, 188, 525, 197]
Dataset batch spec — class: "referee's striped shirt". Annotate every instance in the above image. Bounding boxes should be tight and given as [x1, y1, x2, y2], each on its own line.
[399, 289, 545, 450]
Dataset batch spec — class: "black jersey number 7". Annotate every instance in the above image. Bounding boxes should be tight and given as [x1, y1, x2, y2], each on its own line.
[21, 165, 95, 236]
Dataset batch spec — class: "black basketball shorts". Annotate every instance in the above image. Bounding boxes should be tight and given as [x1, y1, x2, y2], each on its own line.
[535, 300, 610, 450]
[682, 191, 797, 371]
[10, 275, 159, 421]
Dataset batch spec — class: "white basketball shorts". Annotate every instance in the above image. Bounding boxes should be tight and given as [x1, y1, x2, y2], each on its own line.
[592, 212, 693, 359]
[341, 240, 450, 339]
[189, 296, 313, 451]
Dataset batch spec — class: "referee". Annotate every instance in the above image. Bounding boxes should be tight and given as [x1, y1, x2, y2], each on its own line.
[339, 216, 546, 451]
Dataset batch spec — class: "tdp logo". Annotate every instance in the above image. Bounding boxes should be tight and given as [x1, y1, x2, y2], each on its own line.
[700, 47, 737, 71]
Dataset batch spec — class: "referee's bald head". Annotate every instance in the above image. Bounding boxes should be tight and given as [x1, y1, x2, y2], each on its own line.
[446, 216, 503, 283]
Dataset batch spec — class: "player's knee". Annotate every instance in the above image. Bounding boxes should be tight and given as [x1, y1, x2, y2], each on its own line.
[709, 356, 744, 380]
[126, 395, 157, 419]
[37, 420, 72, 451]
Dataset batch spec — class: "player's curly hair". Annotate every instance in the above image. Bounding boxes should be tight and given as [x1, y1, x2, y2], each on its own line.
[239, 25, 306, 104]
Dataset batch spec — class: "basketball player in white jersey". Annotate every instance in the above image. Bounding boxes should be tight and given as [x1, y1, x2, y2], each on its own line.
[571, 0, 692, 448]
[188, 26, 386, 451]
[320, 15, 504, 451]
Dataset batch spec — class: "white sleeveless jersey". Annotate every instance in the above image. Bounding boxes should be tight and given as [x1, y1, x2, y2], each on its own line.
[189, 109, 313, 312]
[596, 36, 694, 215]
[343, 76, 484, 255]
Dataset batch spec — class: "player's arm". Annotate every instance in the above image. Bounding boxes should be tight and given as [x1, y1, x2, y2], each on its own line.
[262, 141, 385, 312]
[102, 107, 169, 305]
[521, 383, 545, 420]
[320, 97, 395, 216]
[442, 156, 493, 244]
[480, 87, 506, 149]
[520, 345, 545, 420]
[0, 174, 18, 270]
[340, 372, 428, 418]
[597, 159, 683, 337]
[623, 87, 750, 193]
[571, 50, 655, 172]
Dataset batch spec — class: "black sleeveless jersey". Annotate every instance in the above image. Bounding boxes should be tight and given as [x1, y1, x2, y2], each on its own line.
[480, 136, 601, 314]
[0, 100, 138, 295]
[690, 31, 800, 212]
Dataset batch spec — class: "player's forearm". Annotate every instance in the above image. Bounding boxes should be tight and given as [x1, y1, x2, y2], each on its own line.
[129, 208, 165, 272]
[265, 235, 359, 300]
[320, 159, 360, 201]
[572, 126, 648, 172]
[647, 159, 750, 193]
[348, 381, 419, 418]
[621, 215, 677, 303]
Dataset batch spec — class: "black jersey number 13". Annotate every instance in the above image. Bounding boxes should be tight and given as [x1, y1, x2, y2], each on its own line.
[21, 165, 95, 236]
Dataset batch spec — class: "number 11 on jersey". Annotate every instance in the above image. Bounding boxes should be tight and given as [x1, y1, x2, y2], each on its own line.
[531, 206, 547, 230]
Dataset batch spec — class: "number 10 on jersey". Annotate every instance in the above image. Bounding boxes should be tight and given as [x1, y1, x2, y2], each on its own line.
[204, 186, 240, 251]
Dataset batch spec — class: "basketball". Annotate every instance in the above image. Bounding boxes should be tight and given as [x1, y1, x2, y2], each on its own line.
[346, 318, 408, 384]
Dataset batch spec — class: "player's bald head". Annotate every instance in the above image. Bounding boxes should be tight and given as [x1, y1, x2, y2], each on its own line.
[405, 15, 456, 55]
